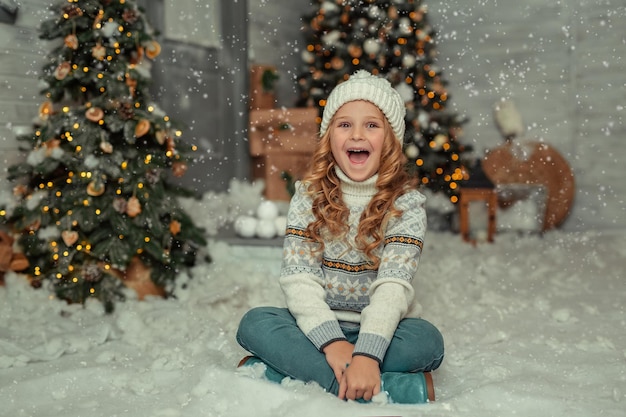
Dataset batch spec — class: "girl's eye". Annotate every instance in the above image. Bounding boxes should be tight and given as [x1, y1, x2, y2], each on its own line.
[338, 122, 350, 128]
[367, 122, 379, 128]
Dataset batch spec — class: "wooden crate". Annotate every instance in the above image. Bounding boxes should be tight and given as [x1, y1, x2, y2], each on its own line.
[251, 151, 312, 201]
[249, 65, 277, 110]
[249, 107, 319, 200]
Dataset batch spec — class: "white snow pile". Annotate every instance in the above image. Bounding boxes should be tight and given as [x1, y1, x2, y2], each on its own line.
[1, 184, 625, 417]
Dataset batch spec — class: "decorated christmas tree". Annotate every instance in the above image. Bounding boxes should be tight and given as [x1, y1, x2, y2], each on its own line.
[0, 0, 206, 311]
[296, 0, 473, 202]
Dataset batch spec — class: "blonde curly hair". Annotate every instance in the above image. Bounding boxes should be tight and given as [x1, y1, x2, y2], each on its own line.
[303, 115, 418, 269]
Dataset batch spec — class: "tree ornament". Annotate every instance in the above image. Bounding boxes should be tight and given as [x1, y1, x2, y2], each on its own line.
[86, 107, 104, 122]
[61, 230, 79, 246]
[113, 197, 127, 213]
[145, 41, 161, 59]
[145, 169, 161, 184]
[172, 162, 188, 178]
[39, 101, 53, 120]
[62, 4, 83, 18]
[122, 8, 139, 24]
[82, 263, 103, 283]
[126, 196, 141, 217]
[388, 5, 399, 19]
[166, 136, 176, 152]
[331, 56, 344, 70]
[134, 119, 151, 138]
[118, 100, 135, 120]
[301, 49, 315, 64]
[368, 5, 382, 19]
[129, 47, 144, 65]
[26, 218, 41, 232]
[13, 184, 28, 197]
[86, 180, 105, 197]
[54, 62, 72, 80]
[405, 143, 420, 159]
[363, 38, 380, 55]
[433, 133, 448, 150]
[348, 43, 363, 58]
[169, 220, 181, 236]
[93, 10, 104, 29]
[398, 17, 413, 35]
[322, 30, 341, 46]
[100, 141, 113, 153]
[92, 43, 106, 60]
[64, 34, 78, 50]
[43, 139, 61, 156]
[399, 53, 414, 68]
[155, 130, 167, 145]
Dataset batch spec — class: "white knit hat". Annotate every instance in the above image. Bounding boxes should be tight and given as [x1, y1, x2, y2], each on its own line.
[319, 70, 406, 143]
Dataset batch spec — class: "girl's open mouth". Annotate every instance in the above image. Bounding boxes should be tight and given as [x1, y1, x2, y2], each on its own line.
[347, 149, 370, 163]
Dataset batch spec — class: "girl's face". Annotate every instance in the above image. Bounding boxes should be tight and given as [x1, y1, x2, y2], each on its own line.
[330, 100, 387, 182]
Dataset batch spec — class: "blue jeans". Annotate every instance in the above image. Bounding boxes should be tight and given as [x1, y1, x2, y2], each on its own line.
[236, 306, 444, 396]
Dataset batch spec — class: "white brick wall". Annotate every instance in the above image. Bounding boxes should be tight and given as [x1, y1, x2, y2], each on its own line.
[429, 0, 626, 231]
[0, 0, 51, 174]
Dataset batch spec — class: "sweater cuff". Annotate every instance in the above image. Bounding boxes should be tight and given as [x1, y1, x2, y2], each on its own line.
[353, 333, 389, 363]
[308, 320, 346, 351]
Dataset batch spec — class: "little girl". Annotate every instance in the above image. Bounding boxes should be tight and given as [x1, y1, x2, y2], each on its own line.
[236, 70, 444, 404]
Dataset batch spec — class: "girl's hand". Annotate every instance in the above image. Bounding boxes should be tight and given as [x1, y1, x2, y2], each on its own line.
[338, 355, 381, 402]
[323, 340, 354, 382]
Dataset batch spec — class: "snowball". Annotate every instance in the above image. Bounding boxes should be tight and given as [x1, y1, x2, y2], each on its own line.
[255, 219, 276, 239]
[274, 216, 287, 236]
[234, 215, 258, 238]
[256, 200, 279, 221]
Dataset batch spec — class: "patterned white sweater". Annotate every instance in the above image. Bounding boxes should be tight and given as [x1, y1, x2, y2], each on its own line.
[279, 168, 427, 363]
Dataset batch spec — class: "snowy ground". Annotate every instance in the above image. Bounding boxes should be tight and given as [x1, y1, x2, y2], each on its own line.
[1, 188, 625, 417]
